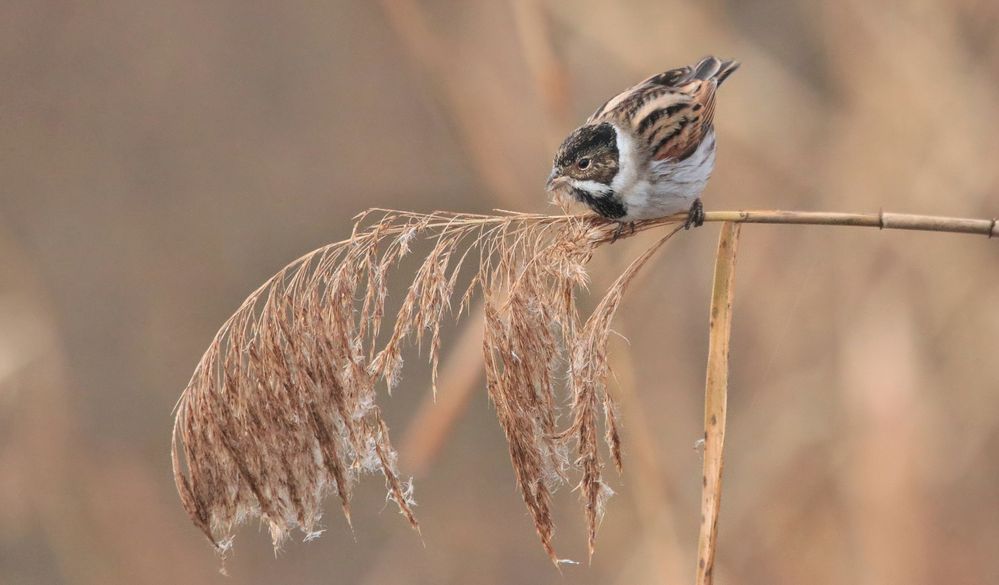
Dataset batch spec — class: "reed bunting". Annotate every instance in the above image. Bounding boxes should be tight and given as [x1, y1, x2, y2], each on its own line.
[546, 56, 738, 230]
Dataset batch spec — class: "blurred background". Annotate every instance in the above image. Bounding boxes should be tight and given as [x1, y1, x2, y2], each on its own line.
[2, 1, 998, 583]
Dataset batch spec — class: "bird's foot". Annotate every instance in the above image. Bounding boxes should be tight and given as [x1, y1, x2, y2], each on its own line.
[684, 199, 705, 230]
[610, 221, 636, 243]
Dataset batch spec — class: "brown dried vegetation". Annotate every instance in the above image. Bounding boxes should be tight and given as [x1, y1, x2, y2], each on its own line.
[171, 206, 996, 565]
[171, 208, 684, 562]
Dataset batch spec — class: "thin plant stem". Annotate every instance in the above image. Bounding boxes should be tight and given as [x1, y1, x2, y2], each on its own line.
[619, 209, 998, 240]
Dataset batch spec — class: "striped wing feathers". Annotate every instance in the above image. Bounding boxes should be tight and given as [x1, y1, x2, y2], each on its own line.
[587, 65, 694, 122]
[647, 80, 716, 161]
[589, 56, 737, 162]
[591, 77, 716, 162]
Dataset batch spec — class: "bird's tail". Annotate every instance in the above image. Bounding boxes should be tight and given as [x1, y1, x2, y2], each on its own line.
[693, 56, 740, 87]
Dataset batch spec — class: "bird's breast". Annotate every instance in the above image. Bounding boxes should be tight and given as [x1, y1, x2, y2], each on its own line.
[615, 130, 717, 220]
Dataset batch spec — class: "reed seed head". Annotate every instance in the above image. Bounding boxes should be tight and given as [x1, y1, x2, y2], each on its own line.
[171, 208, 683, 562]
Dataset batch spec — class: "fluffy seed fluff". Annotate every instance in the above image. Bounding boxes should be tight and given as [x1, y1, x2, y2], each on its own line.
[171, 208, 684, 563]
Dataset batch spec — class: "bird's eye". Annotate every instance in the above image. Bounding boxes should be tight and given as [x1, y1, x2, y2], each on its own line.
[577, 158, 591, 170]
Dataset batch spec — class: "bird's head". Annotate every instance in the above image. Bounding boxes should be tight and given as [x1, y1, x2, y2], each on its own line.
[546, 122, 620, 202]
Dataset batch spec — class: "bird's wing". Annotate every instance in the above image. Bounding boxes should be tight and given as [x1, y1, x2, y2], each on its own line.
[589, 56, 738, 162]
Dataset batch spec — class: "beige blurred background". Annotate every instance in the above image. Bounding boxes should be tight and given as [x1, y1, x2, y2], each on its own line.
[2, 1, 998, 584]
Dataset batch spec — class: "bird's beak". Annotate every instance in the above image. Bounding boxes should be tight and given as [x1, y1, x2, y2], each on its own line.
[545, 170, 563, 192]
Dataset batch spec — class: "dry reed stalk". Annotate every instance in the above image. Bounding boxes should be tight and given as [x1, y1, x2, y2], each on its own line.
[632, 210, 999, 238]
[696, 222, 741, 585]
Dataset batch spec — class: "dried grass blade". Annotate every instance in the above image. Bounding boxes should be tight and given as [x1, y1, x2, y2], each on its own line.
[695, 222, 741, 585]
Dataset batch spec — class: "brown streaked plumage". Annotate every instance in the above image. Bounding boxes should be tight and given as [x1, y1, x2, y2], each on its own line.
[547, 56, 739, 226]
[590, 57, 736, 161]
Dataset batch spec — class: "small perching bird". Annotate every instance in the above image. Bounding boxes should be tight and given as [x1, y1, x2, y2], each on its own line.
[546, 56, 739, 231]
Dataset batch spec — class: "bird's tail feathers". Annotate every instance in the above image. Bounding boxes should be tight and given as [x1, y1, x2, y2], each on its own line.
[694, 56, 740, 86]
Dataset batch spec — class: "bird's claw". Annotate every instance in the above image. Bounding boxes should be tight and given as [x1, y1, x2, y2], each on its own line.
[684, 199, 705, 230]
[610, 221, 636, 243]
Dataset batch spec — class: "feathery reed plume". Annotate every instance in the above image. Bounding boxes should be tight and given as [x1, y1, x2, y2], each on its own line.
[171, 208, 671, 562]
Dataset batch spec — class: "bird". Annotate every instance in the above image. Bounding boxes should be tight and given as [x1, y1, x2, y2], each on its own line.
[545, 56, 739, 233]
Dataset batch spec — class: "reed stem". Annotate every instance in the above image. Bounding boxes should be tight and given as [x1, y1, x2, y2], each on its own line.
[615, 209, 998, 241]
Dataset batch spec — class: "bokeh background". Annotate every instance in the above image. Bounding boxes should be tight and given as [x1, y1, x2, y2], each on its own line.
[2, 1, 998, 584]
